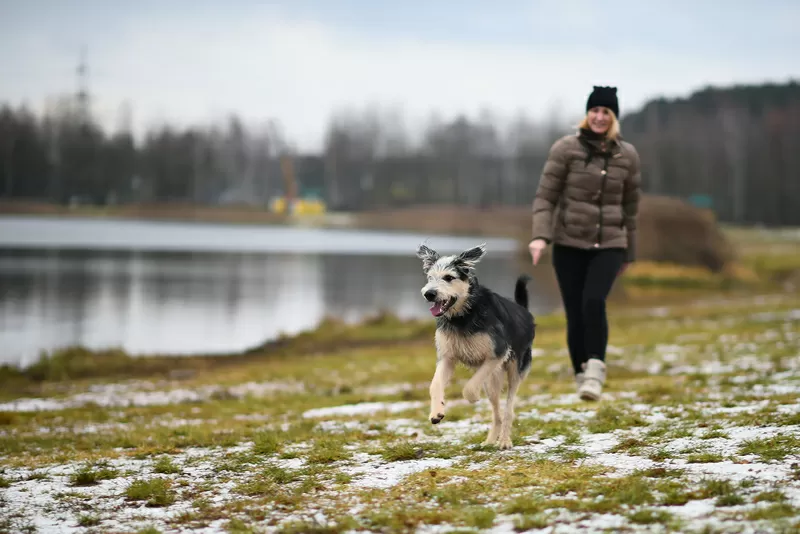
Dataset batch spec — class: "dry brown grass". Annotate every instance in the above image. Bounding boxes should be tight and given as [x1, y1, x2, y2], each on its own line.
[0, 200, 292, 226]
[634, 196, 737, 271]
[0, 313, 438, 400]
[351, 195, 737, 274]
[352, 204, 533, 240]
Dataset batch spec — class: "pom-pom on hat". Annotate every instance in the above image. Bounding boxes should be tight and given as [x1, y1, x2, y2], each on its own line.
[586, 86, 619, 118]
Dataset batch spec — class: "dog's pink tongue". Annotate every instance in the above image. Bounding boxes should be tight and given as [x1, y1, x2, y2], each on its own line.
[429, 302, 444, 316]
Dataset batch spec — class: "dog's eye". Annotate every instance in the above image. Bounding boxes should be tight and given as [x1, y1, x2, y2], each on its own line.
[443, 275, 454, 282]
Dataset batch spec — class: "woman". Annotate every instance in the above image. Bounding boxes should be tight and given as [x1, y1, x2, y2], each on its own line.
[528, 85, 642, 401]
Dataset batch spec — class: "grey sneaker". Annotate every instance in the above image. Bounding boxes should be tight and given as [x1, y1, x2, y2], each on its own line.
[578, 358, 606, 401]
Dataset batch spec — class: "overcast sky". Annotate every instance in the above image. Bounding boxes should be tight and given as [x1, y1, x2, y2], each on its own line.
[1, 0, 797, 150]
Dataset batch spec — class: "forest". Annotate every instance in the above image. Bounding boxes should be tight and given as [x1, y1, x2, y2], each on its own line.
[1, 80, 798, 226]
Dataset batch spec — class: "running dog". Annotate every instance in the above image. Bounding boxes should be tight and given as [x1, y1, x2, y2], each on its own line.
[416, 242, 536, 449]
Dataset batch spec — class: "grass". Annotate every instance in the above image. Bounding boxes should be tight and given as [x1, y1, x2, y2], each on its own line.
[125, 477, 177, 507]
[0, 227, 799, 532]
[1, 290, 798, 532]
[69, 461, 119, 486]
[0, 312, 434, 401]
[738, 433, 800, 462]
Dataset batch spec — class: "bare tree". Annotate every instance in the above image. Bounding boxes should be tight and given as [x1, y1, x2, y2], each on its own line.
[718, 103, 749, 223]
[0, 107, 17, 198]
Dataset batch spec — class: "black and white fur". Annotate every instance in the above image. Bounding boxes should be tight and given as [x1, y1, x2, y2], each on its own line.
[416, 242, 536, 449]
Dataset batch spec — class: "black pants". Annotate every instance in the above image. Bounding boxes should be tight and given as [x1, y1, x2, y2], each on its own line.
[551, 244, 625, 375]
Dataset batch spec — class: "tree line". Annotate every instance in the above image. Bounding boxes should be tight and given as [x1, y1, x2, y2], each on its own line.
[0, 96, 289, 206]
[1, 81, 798, 225]
[622, 81, 800, 226]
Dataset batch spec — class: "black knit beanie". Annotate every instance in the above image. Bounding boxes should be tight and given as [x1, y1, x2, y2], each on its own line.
[586, 86, 619, 118]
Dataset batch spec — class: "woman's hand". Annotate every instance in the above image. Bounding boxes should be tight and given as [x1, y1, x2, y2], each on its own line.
[528, 239, 547, 265]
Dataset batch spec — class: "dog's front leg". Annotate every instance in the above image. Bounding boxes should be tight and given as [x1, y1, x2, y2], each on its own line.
[429, 357, 455, 424]
[462, 355, 505, 404]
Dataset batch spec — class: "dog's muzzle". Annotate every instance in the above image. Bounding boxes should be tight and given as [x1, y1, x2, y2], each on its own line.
[427, 295, 457, 317]
[424, 290, 437, 302]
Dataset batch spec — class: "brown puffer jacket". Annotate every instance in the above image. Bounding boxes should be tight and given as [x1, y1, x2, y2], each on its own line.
[531, 130, 642, 262]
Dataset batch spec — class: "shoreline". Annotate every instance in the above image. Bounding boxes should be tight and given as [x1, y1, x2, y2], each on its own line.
[0, 285, 787, 386]
[1, 200, 798, 379]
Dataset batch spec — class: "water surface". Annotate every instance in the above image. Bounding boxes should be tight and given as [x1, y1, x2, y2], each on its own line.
[0, 217, 555, 367]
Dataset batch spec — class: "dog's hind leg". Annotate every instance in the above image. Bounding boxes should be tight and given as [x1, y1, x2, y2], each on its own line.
[463, 355, 505, 404]
[482, 368, 504, 446]
[429, 357, 456, 424]
[498, 364, 523, 449]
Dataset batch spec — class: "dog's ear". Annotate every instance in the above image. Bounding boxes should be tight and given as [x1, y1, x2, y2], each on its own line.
[454, 243, 487, 272]
[416, 243, 440, 273]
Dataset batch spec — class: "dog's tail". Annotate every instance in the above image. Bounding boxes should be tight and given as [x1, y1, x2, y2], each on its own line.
[514, 274, 531, 309]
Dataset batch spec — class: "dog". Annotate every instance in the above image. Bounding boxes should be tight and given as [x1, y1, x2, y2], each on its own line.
[416, 242, 536, 449]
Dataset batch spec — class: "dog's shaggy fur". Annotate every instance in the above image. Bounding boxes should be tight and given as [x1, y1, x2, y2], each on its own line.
[416, 242, 536, 449]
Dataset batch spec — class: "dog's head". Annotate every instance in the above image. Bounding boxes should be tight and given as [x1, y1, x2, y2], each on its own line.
[416, 242, 487, 317]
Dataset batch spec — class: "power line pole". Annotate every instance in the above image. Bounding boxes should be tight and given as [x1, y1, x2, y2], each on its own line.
[76, 45, 91, 125]
[75, 44, 103, 204]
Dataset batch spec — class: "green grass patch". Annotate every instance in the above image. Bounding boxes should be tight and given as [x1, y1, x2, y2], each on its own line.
[738, 433, 800, 461]
[586, 404, 647, 433]
[627, 508, 677, 525]
[152, 455, 182, 474]
[69, 462, 118, 486]
[125, 477, 177, 507]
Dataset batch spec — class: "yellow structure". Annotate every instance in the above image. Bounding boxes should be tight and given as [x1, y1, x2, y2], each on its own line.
[269, 196, 326, 215]
[270, 153, 326, 215]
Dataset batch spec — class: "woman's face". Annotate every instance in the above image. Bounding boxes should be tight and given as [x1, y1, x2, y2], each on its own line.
[587, 106, 612, 135]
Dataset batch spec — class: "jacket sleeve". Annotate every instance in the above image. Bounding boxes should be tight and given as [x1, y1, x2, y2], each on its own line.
[531, 138, 569, 242]
[622, 144, 642, 263]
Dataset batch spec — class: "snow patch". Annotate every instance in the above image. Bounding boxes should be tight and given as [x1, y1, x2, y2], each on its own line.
[342, 452, 456, 489]
[302, 400, 424, 419]
[0, 380, 305, 412]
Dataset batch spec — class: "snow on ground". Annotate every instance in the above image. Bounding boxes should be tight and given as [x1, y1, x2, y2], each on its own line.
[3, 381, 797, 534]
[341, 452, 458, 489]
[0, 380, 306, 413]
[1, 302, 799, 533]
[302, 400, 425, 419]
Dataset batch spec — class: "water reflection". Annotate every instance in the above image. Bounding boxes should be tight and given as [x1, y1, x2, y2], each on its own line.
[0, 249, 556, 367]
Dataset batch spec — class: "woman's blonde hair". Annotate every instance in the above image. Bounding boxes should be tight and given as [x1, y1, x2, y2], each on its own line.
[578, 107, 621, 140]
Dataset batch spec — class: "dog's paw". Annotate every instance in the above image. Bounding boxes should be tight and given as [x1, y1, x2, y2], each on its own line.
[497, 437, 513, 450]
[429, 413, 445, 424]
[462, 384, 481, 404]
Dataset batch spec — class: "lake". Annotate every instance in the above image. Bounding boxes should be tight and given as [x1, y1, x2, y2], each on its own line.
[0, 216, 557, 368]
